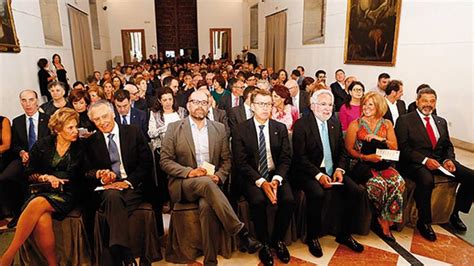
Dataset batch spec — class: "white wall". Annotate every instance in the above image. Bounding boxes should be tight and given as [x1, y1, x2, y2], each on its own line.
[197, 0, 244, 60]
[243, 0, 474, 143]
[106, 0, 157, 63]
[0, 0, 111, 120]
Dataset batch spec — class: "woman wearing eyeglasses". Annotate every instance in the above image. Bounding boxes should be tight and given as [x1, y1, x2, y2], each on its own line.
[339, 81, 365, 132]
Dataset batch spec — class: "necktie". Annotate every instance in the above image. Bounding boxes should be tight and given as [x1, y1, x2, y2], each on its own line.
[320, 122, 334, 176]
[122, 115, 127, 125]
[234, 96, 239, 107]
[258, 125, 269, 180]
[424, 117, 437, 149]
[107, 134, 122, 179]
[28, 117, 36, 151]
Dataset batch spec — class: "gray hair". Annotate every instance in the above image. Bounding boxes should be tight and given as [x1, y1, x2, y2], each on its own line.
[87, 99, 115, 119]
[310, 89, 334, 104]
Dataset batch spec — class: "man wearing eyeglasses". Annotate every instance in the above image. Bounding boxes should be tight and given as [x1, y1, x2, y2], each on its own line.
[160, 91, 261, 265]
[218, 78, 244, 115]
[124, 84, 147, 112]
[292, 90, 365, 258]
[232, 89, 295, 266]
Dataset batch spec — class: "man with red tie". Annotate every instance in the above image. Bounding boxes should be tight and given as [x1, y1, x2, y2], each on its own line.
[396, 87, 474, 241]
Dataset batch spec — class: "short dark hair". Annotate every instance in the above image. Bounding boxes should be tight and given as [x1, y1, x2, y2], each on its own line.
[385, 80, 403, 95]
[416, 84, 431, 94]
[68, 89, 90, 105]
[87, 75, 98, 84]
[213, 74, 226, 88]
[291, 69, 301, 77]
[270, 73, 279, 81]
[378, 73, 390, 80]
[335, 69, 345, 74]
[345, 81, 365, 108]
[417, 87, 437, 100]
[114, 89, 130, 102]
[73, 81, 85, 88]
[37, 58, 48, 68]
[315, 70, 326, 77]
[162, 76, 177, 87]
[297, 66, 305, 72]
[152, 87, 178, 112]
[47, 80, 66, 91]
[243, 85, 257, 100]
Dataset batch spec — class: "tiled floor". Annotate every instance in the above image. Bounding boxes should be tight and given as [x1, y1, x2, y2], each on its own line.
[1, 148, 473, 265]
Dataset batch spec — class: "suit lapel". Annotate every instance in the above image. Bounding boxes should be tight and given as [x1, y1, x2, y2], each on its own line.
[207, 121, 216, 163]
[413, 113, 433, 146]
[182, 118, 197, 163]
[130, 109, 137, 124]
[238, 105, 246, 121]
[327, 118, 337, 153]
[38, 113, 49, 138]
[118, 125, 128, 169]
[248, 119, 259, 166]
[432, 115, 445, 145]
[269, 120, 279, 159]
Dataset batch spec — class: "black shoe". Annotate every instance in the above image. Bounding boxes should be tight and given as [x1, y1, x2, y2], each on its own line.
[6, 215, 19, 229]
[258, 245, 274, 266]
[372, 222, 396, 242]
[450, 213, 467, 232]
[336, 236, 364, 253]
[237, 228, 262, 254]
[272, 240, 290, 263]
[416, 222, 437, 241]
[307, 238, 323, 258]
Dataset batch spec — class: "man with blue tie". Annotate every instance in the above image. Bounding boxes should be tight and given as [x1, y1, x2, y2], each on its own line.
[292, 90, 364, 258]
[232, 89, 295, 266]
[9, 90, 50, 228]
[113, 89, 149, 140]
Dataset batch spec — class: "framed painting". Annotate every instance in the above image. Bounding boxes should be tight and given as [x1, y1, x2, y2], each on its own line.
[344, 0, 402, 66]
[0, 0, 20, 53]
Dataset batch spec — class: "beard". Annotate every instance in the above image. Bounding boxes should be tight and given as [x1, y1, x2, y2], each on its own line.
[190, 108, 207, 120]
[418, 105, 433, 116]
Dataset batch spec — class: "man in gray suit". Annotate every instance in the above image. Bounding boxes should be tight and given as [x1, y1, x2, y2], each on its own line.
[160, 91, 261, 265]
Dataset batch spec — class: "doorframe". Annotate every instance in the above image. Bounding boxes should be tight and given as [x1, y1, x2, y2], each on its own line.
[121, 29, 146, 64]
[209, 28, 232, 60]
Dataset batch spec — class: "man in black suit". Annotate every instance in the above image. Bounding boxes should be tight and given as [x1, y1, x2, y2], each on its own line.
[286, 79, 310, 118]
[232, 89, 295, 266]
[85, 100, 154, 265]
[383, 80, 406, 126]
[218, 79, 244, 115]
[330, 69, 349, 112]
[124, 84, 147, 112]
[396, 88, 474, 241]
[8, 90, 51, 228]
[113, 89, 149, 140]
[228, 86, 257, 133]
[292, 90, 364, 258]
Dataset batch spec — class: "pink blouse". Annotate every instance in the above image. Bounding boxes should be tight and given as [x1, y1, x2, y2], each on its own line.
[339, 104, 361, 131]
[272, 104, 299, 132]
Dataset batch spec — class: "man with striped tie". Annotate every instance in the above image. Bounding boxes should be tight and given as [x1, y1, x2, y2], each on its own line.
[232, 89, 295, 266]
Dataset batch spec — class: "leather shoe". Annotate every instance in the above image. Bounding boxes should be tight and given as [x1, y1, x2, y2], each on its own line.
[258, 245, 274, 266]
[6, 215, 19, 229]
[336, 236, 364, 253]
[307, 238, 323, 258]
[450, 213, 467, 231]
[272, 240, 290, 263]
[238, 229, 262, 254]
[416, 222, 437, 241]
[372, 222, 396, 242]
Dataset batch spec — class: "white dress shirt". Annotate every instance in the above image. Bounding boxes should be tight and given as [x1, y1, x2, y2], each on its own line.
[121, 110, 131, 125]
[253, 118, 283, 187]
[292, 92, 300, 114]
[244, 103, 253, 119]
[103, 122, 129, 181]
[385, 98, 400, 126]
[416, 109, 441, 165]
[189, 117, 210, 167]
[231, 94, 240, 108]
[207, 107, 215, 121]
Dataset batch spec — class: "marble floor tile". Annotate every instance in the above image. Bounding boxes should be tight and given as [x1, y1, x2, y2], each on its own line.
[328, 244, 399, 265]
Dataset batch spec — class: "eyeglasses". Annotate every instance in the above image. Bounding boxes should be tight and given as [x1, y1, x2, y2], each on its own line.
[233, 86, 245, 89]
[253, 102, 273, 108]
[352, 88, 364, 92]
[188, 100, 209, 106]
[315, 102, 333, 108]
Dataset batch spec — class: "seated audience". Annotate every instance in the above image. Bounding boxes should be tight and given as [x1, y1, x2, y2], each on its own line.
[68, 90, 96, 137]
[407, 84, 437, 115]
[40, 81, 68, 116]
[292, 89, 365, 257]
[271, 85, 299, 133]
[345, 92, 405, 242]
[383, 80, 406, 126]
[210, 74, 230, 105]
[218, 78, 244, 115]
[112, 76, 124, 91]
[315, 70, 328, 89]
[113, 89, 149, 139]
[87, 86, 105, 104]
[197, 85, 230, 136]
[160, 91, 261, 265]
[301, 76, 315, 93]
[371, 73, 390, 96]
[339, 81, 365, 131]
[276, 69, 288, 84]
[84, 100, 153, 265]
[228, 86, 257, 133]
[102, 81, 115, 102]
[286, 79, 310, 118]
[396, 87, 474, 241]
[232, 89, 295, 266]
[72, 81, 86, 92]
[124, 84, 148, 112]
[0, 108, 85, 266]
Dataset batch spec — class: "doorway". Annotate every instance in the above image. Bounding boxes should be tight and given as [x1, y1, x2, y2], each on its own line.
[121, 29, 146, 64]
[265, 11, 287, 70]
[209, 28, 232, 60]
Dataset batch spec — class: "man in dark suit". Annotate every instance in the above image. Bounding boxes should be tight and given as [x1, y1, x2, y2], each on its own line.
[124, 84, 147, 112]
[160, 91, 260, 265]
[396, 88, 474, 241]
[292, 90, 364, 258]
[330, 69, 349, 112]
[8, 90, 51, 228]
[232, 89, 295, 266]
[85, 100, 154, 265]
[383, 80, 406, 126]
[228, 86, 257, 134]
[218, 79, 244, 115]
[286, 79, 310, 117]
[113, 89, 149, 140]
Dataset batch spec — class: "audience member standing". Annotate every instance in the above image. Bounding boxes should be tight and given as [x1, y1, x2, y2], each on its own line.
[50, 54, 69, 95]
[37, 58, 56, 101]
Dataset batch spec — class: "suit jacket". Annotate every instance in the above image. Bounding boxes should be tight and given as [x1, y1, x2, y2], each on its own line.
[232, 119, 291, 183]
[297, 90, 311, 116]
[211, 107, 230, 137]
[395, 111, 455, 171]
[115, 107, 149, 139]
[330, 82, 349, 112]
[292, 114, 347, 181]
[132, 98, 148, 112]
[228, 105, 248, 133]
[160, 118, 232, 203]
[218, 93, 243, 115]
[38, 69, 50, 97]
[11, 112, 50, 157]
[84, 124, 153, 188]
[383, 100, 406, 125]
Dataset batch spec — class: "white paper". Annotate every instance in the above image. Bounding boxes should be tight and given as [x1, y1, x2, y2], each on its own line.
[201, 161, 216, 176]
[94, 186, 105, 191]
[376, 149, 400, 161]
[329, 182, 344, 185]
[438, 166, 455, 177]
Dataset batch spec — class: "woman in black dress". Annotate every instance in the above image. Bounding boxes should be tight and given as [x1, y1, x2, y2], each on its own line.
[0, 108, 85, 266]
[37, 58, 56, 101]
[51, 54, 70, 95]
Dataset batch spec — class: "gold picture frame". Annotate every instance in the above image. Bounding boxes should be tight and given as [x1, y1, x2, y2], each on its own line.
[0, 0, 21, 53]
[344, 0, 402, 66]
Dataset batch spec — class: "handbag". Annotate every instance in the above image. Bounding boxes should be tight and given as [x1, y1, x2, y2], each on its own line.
[360, 139, 392, 171]
[29, 182, 63, 195]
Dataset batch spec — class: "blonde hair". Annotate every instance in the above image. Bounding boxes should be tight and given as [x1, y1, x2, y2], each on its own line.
[48, 107, 79, 135]
[361, 91, 387, 118]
